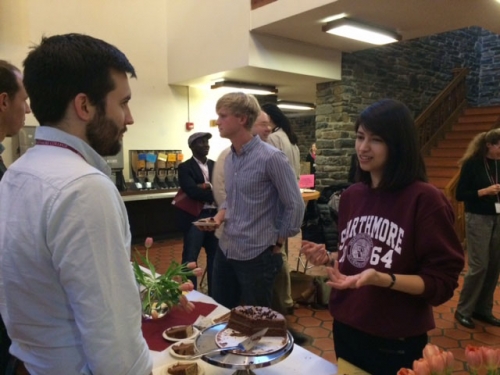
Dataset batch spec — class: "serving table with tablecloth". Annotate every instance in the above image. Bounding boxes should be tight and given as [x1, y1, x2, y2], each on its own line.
[145, 290, 337, 375]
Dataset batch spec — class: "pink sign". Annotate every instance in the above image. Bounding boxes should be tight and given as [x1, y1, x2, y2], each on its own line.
[299, 174, 315, 188]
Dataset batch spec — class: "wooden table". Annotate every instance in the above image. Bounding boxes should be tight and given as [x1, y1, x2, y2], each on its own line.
[301, 190, 320, 202]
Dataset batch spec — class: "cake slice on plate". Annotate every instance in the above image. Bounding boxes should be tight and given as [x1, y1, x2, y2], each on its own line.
[167, 362, 198, 375]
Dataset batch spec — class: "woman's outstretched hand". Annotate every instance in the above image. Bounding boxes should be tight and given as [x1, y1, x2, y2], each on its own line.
[326, 263, 380, 290]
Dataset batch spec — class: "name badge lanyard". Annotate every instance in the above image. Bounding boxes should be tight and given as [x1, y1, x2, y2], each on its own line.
[484, 158, 499, 203]
[36, 139, 86, 161]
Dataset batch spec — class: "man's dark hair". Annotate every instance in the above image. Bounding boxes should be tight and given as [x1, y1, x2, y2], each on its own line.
[355, 99, 427, 191]
[0, 60, 21, 99]
[23, 33, 136, 126]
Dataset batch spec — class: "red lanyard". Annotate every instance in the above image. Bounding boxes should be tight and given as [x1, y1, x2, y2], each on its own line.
[36, 139, 86, 161]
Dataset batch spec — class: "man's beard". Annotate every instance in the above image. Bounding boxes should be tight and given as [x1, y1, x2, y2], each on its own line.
[85, 111, 124, 156]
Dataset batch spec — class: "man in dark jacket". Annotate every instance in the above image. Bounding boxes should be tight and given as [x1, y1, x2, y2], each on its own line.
[175, 132, 218, 295]
[0, 60, 31, 374]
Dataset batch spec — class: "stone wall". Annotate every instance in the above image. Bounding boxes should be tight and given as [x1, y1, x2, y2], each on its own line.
[478, 29, 500, 106]
[315, 26, 499, 190]
[289, 114, 316, 161]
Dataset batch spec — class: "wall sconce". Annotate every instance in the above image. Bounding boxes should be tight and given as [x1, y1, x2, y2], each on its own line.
[322, 17, 401, 45]
[277, 101, 316, 111]
[211, 80, 278, 96]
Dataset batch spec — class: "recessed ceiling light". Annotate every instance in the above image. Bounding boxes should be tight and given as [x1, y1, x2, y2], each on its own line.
[211, 80, 278, 96]
[323, 17, 401, 45]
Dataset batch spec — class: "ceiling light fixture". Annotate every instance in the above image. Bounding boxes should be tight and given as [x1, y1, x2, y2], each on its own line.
[322, 17, 401, 45]
[277, 101, 316, 111]
[211, 80, 278, 96]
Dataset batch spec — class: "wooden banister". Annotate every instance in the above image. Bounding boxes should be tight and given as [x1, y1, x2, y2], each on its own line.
[417, 68, 469, 244]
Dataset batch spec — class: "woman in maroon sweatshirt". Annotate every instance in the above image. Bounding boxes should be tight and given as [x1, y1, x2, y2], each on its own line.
[302, 99, 464, 375]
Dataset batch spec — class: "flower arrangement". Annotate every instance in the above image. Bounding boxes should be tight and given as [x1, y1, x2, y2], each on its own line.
[132, 237, 203, 319]
[397, 343, 500, 375]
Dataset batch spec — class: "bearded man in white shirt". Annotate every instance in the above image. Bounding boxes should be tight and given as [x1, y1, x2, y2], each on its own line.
[0, 34, 152, 375]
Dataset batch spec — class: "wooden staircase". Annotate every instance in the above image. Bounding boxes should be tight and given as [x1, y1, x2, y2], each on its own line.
[424, 106, 500, 190]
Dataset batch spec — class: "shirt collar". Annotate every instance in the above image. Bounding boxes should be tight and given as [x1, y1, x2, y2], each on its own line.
[230, 135, 261, 156]
[35, 126, 111, 176]
[193, 156, 208, 166]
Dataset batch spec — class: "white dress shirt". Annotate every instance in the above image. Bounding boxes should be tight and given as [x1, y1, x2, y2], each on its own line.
[0, 126, 152, 375]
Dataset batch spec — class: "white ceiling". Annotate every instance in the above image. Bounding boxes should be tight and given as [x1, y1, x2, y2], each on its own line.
[231, 0, 500, 105]
[252, 0, 500, 53]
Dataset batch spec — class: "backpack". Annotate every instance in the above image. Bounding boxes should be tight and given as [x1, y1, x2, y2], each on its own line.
[301, 200, 338, 252]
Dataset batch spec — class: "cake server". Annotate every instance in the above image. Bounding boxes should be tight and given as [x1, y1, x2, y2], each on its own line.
[187, 328, 268, 359]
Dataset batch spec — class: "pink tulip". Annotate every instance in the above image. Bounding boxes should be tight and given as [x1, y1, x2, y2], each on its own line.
[192, 267, 204, 277]
[423, 344, 441, 360]
[413, 358, 431, 375]
[496, 348, 500, 367]
[481, 346, 499, 371]
[179, 281, 194, 292]
[397, 369, 416, 375]
[441, 351, 454, 374]
[427, 352, 446, 375]
[186, 262, 197, 269]
[465, 345, 483, 373]
[144, 237, 153, 249]
[179, 295, 195, 313]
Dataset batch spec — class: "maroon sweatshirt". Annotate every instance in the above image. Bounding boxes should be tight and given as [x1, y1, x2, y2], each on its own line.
[330, 181, 464, 339]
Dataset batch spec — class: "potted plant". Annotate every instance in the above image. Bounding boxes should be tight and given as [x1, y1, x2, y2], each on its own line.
[132, 237, 203, 319]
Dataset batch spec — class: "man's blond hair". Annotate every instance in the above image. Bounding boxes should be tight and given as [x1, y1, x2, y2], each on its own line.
[216, 92, 261, 130]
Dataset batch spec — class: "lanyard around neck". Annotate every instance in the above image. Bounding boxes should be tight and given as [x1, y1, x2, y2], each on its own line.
[484, 158, 499, 201]
[36, 139, 86, 161]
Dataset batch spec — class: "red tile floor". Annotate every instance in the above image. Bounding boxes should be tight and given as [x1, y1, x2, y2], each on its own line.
[134, 233, 499, 374]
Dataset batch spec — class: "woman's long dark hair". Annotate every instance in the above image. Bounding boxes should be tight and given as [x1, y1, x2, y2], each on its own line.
[355, 99, 427, 190]
[261, 102, 298, 145]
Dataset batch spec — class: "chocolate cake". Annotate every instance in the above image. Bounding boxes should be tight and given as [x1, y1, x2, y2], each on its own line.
[167, 362, 198, 375]
[172, 342, 195, 356]
[226, 306, 287, 337]
[167, 325, 194, 339]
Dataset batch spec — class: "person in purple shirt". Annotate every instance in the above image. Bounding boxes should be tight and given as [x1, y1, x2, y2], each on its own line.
[302, 99, 464, 375]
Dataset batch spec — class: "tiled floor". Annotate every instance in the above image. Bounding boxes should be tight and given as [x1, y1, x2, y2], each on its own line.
[134, 233, 500, 374]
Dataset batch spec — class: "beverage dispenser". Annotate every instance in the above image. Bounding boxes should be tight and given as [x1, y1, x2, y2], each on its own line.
[103, 148, 126, 191]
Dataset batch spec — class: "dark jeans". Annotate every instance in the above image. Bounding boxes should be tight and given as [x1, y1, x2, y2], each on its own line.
[181, 209, 218, 296]
[333, 320, 427, 375]
[212, 246, 283, 309]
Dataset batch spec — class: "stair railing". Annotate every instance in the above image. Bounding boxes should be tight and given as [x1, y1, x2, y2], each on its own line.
[444, 174, 465, 247]
[417, 68, 469, 156]
[416, 68, 468, 244]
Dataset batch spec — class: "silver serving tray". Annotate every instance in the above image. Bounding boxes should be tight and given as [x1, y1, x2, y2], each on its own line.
[195, 323, 294, 370]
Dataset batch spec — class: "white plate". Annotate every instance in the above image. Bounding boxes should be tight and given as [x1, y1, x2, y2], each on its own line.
[162, 326, 200, 342]
[300, 188, 316, 193]
[168, 339, 196, 359]
[153, 361, 204, 375]
[192, 220, 217, 228]
[215, 327, 288, 356]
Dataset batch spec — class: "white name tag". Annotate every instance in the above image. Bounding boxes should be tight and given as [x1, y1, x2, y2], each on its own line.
[496, 202, 500, 214]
